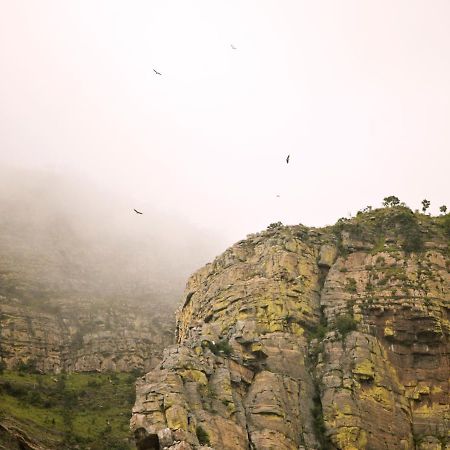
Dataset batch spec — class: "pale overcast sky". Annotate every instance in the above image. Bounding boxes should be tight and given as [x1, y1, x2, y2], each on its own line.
[1, 1, 449, 245]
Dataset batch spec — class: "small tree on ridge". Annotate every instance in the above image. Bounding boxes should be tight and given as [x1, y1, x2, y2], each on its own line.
[383, 196, 400, 207]
[422, 199, 431, 213]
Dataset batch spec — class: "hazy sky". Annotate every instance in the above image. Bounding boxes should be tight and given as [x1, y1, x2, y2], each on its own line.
[1, 1, 449, 245]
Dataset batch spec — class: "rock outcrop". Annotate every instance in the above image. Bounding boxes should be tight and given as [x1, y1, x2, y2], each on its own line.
[0, 168, 217, 375]
[0, 418, 53, 450]
[0, 297, 173, 373]
[131, 209, 449, 449]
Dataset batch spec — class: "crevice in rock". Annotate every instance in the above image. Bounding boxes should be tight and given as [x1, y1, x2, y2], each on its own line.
[306, 259, 334, 449]
[310, 382, 333, 450]
[318, 265, 330, 292]
[245, 422, 256, 450]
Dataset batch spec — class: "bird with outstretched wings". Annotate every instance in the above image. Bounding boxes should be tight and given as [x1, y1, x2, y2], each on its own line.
[133, 209, 143, 215]
[153, 69, 162, 75]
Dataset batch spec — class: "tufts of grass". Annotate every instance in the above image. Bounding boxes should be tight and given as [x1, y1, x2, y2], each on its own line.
[196, 425, 211, 445]
[344, 278, 357, 293]
[0, 370, 136, 449]
[334, 315, 357, 337]
[208, 339, 233, 356]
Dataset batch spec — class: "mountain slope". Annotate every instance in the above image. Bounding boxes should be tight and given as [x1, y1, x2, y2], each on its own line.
[0, 168, 222, 449]
[0, 168, 220, 373]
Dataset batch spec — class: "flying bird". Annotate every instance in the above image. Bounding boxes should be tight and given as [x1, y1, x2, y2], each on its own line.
[286, 154, 290, 164]
[230, 44, 237, 50]
[153, 69, 162, 75]
[133, 209, 143, 215]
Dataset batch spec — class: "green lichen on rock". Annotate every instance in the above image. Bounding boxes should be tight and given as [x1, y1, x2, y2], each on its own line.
[130, 207, 449, 450]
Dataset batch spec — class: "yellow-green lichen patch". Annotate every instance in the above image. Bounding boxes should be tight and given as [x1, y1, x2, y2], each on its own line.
[334, 426, 368, 450]
[165, 404, 188, 430]
[352, 359, 375, 381]
[179, 369, 208, 385]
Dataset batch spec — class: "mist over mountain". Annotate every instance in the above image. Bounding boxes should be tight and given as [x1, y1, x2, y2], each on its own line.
[0, 166, 224, 306]
[1, 2, 449, 447]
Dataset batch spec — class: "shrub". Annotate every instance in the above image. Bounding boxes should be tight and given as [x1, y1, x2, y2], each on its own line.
[386, 209, 423, 253]
[310, 324, 328, 340]
[344, 278, 357, 293]
[28, 391, 40, 404]
[358, 205, 372, 214]
[196, 425, 210, 445]
[401, 227, 423, 253]
[335, 315, 357, 337]
[16, 359, 38, 374]
[1, 381, 27, 398]
[267, 221, 283, 230]
[210, 339, 233, 356]
[130, 367, 145, 378]
[440, 214, 450, 238]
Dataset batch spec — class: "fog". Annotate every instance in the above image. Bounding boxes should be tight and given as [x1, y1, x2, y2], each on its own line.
[1, 1, 449, 298]
[0, 166, 222, 304]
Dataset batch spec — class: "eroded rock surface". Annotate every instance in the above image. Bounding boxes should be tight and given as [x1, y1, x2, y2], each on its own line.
[0, 419, 51, 450]
[0, 297, 174, 373]
[131, 209, 449, 449]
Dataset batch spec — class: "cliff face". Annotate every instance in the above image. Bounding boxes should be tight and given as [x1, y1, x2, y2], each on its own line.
[131, 208, 449, 450]
[0, 168, 219, 375]
[0, 169, 224, 449]
[0, 297, 173, 373]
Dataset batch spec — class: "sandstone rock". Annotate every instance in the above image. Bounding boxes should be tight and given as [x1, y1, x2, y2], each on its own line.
[318, 244, 338, 268]
[131, 210, 449, 449]
[0, 299, 174, 373]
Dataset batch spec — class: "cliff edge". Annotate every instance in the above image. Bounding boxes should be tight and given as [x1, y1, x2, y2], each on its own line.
[131, 207, 449, 450]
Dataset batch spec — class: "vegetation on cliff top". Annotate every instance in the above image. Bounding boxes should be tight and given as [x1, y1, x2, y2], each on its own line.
[330, 200, 449, 256]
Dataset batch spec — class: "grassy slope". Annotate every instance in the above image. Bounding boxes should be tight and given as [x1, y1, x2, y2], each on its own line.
[0, 370, 139, 449]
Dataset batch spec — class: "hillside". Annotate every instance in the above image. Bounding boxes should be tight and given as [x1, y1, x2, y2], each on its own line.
[0, 168, 220, 373]
[0, 169, 221, 449]
[131, 206, 449, 450]
[0, 370, 137, 450]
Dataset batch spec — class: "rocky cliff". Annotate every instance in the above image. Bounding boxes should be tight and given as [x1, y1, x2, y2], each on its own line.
[131, 208, 449, 450]
[0, 169, 220, 374]
[0, 297, 173, 374]
[0, 218, 175, 374]
[0, 169, 222, 449]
